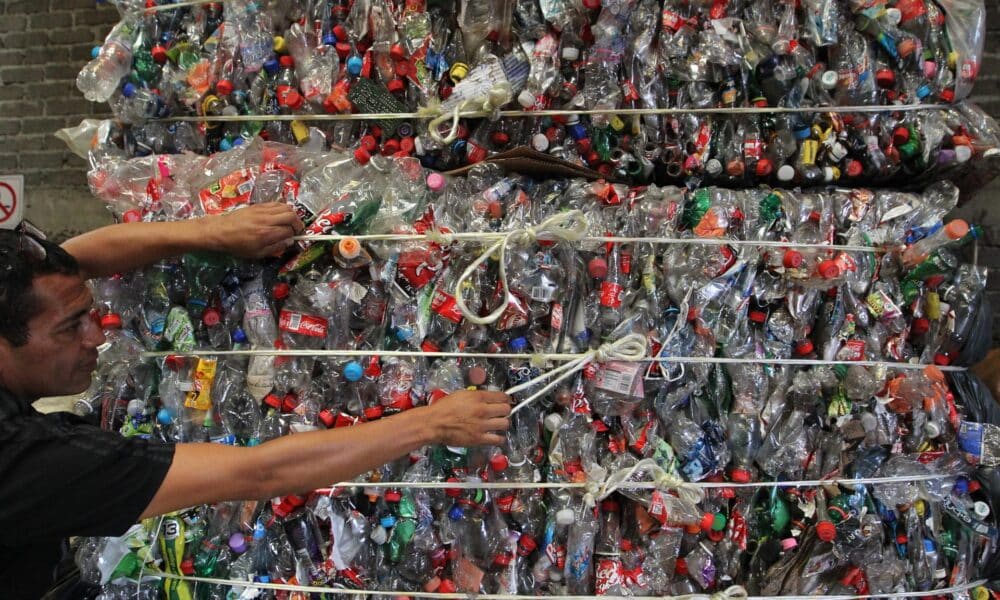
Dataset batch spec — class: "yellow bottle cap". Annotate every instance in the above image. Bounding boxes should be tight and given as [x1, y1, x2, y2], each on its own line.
[449, 62, 469, 81]
[290, 120, 310, 144]
[273, 35, 287, 54]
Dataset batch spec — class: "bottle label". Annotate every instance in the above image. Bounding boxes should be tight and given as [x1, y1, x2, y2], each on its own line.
[279, 309, 329, 338]
[896, 0, 928, 22]
[661, 8, 684, 31]
[837, 339, 866, 361]
[744, 137, 763, 160]
[184, 358, 217, 410]
[958, 421, 984, 464]
[550, 302, 563, 332]
[430, 289, 464, 324]
[595, 557, 625, 595]
[595, 361, 644, 398]
[648, 490, 669, 525]
[600, 281, 624, 308]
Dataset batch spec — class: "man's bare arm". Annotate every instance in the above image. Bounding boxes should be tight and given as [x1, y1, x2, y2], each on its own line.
[62, 203, 304, 280]
[140, 390, 511, 519]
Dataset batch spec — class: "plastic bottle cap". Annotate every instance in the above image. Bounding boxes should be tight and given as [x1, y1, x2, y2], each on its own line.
[748, 310, 768, 324]
[846, 160, 864, 177]
[517, 90, 536, 108]
[216, 79, 234, 96]
[364, 406, 384, 420]
[354, 147, 371, 165]
[699, 512, 716, 531]
[777, 164, 796, 182]
[438, 579, 457, 594]
[122, 82, 137, 98]
[819, 260, 841, 279]
[705, 158, 723, 176]
[490, 453, 509, 472]
[816, 520, 837, 542]
[338, 237, 361, 259]
[783, 249, 803, 269]
[885, 7, 902, 24]
[202, 308, 221, 327]
[100, 313, 122, 329]
[509, 337, 529, 352]
[675, 557, 688, 576]
[426, 172, 446, 192]
[347, 55, 364, 76]
[911, 317, 930, 335]
[755, 158, 774, 177]
[157, 408, 174, 425]
[491, 131, 510, 146]
[877, 68, 898, 89]
[531, 133, 550, 152]
[279, 55, 294, 68]
[229, 532, 247, 554]
[821, 70, 838, 90]
[467, 365, 488, 386]
[945, 219, 970, 240]
[556, 507, 575, 526]
[272, 282, 290, 300]
[712, 513, 727, 531]
[730, 468, 752, 483]
[544, 413, 563, 432]
[180, 558, 194, 576]
[387, 78, 405, 94]
[588, 256, 608, 279]
[924, 420, 942, 438]
[934, 352, 951, 366]
[343, 361, 364, 382]
[449, 62, 469, 81]
[795, 339, 815, 356]
[562, 47, 580, 61]
[974, 501, 991, 518]
[781, 537, 798, 551]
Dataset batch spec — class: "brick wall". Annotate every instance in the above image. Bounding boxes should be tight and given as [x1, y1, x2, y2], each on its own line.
[0, 1, 998, 338]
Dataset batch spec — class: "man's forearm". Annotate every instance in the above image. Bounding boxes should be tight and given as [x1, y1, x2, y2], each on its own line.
[251, 407, 438, 497]
[62, 220, 218, 279]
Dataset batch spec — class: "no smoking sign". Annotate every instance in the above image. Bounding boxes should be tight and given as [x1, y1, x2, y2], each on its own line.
[0, 175, 24, 230]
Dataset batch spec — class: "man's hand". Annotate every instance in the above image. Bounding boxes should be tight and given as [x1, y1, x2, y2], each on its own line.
[423, 389, 512, 447]
[204, 203, 304, 258]
[972, 348, 1000, 406]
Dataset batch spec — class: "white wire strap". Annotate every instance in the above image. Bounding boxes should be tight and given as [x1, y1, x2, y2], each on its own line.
[295, 233, 886, 254]
[154, 104, 954, 122]
[453, 210, 589, 325]
[142, 0, 221, 11]
[131, 571, 988, 600]
[507, 333, 647, 414]
[316, 472, 964, 494]
[138, 348, 969, 372]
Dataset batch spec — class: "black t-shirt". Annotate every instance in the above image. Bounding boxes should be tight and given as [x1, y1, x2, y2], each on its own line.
[0, 388, 175, 599]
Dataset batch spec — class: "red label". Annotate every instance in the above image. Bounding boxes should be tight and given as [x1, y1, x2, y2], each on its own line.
[431, 288, 464, 324]
[744, 138, 763, 160]
[428, 388, 449, 404]
[278, 310, 328, 338]
[621, 251, 632, 275]
[648, 490, 668, 525]
[198, 168, 257, 215]
[595, 558, 625, 595]
[896, 0, 928, 23]
[661, 8, 683, 31]
[551, 302, 563, 332]
[600, 281, 624, 308]
[496, 296, 530, 331]
[839, 339, 866, 361]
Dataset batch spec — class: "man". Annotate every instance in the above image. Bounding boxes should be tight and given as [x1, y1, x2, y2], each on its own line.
[0, 204, 512, 599]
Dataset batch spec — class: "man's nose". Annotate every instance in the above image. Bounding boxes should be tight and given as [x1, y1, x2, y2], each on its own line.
[84, 311, 107, 347]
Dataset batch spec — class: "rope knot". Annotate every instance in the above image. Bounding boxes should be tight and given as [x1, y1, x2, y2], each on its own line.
[710, 585, 749, 600]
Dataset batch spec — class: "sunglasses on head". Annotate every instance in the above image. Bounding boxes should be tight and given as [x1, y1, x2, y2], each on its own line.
[0, 220, 48, 267]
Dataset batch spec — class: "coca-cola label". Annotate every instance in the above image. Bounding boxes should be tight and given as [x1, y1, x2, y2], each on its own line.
[198, 168, 257, 215]
[595, 557, 625, 595]
[838, 339, 866, 361]
[279, 309, 328, 338]
[648, 490, 668, 525]
[744, 138, 763, 160]
[600, 281, 624, 308]
[620, 251, 632, 275]
[550, 302, 563, 332]
[428, 388, 449, 404]
[496, 296, 530, 331]
[661, 8, 683, 31]
[430, 288, 464, 324]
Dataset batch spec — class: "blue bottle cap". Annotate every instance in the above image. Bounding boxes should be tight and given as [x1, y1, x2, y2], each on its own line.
[568, 123, 588, 141]
[253, 522, 266, 540]
[263, 57, 280, 74]
[923, 539, 936, 552]
[232, 327, 247, 344]
[448, 504, 465, 521]
[122, 82, 137, 98]
[256, 576, 270, 584]
[232, 137, 245, 147]
[509, 337, 529, 352]
[794, 126, 812, 140]
[344, 360, 364, 382]
[91, 46, 101, 59]
[219, 138, 233, 152]
[347, 56, 363, 76]
[953, 477, 969, 495]
[380, 515, 397, 528]
[450, 139, 467, 154]
[420, 155, 436, 168]
[323, 33, 337, 45]
[917, 84, 932, 99]
[395, 327, 413, 341]
[156, 408, 174, 425]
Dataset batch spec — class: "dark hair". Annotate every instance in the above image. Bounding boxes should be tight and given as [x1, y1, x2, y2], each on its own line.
[0, 228, 80, 347]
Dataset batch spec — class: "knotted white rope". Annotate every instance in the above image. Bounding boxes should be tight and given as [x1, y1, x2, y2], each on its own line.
[585, 457, 706, 507]
[454, 210, 589, 326]
[426, 82, 513, 145]
[506, 333, 648, 414]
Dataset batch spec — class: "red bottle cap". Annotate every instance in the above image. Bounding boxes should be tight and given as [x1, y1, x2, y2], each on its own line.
[795, 339, 815, 356]
[353, 147, 371, 165]
[444, 477, 462, 497]
[846, 160, 864, 177]
[272, 282, 290, 300]
[582, 0, 601, 8]
[318, 409, 336, 428]
[816, 520, 837, 542]
[876, 68, 896, 89]
[279, 55, 295, 68]
[437, 579, 457, 594]
[180, 558, 195, 575]
[364, 406, 384, 420]
[576, 137, 592, 154]
[399, 136, 415, 154]
[202, 308, 221, 327]
[940, 87, 955, 102]
[100, 313, 122, 329]
[588, 256, 608, 279]
[675, 558, 688, 576]
[748, 310, 768, 324]
[122, 209, 143, 223]
[783, 249, 804, 268]
[264, 393, 282, 409]
[333, 24, 347, 42]
[335, 41, 351, 58]
[491, 131, 510, 145]
[892, 126, 910, 146]
[281, 393, 298, 412]
[152, 44, 168, 64]
[489, 453, 509, 472]
[934, 353, 951, 365]
[466, 143, 488, 164]
[385, 490, 402, 503]
[467, 365, 488, 386]
[730, 468, 752, 483]
[700, 512, 716, 531]
[164, 355, 184, 371]
[518, 534, 538, 554]
[359, 134, 378, 152]
[755, 157, 774, 177]
[387, 78, 405, 94]
[818, 260, 841, 279]
[910, 317, 930, 335]
[215, 79, 234, 96]
[390, 44, 406, 62]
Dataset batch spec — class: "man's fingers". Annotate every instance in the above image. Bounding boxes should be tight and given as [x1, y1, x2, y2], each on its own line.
[481, 391, 512, 404]
[483, 417, 510, 432]
[483, 402, 512, 418]
[259, 240, 292, 257]
[478, 433, 506, 446]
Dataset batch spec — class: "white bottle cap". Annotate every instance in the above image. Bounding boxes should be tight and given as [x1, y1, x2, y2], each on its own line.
[562, 47, 580, 61]
[955, 145, 973, 163]
[566, 113, 580, 125]
[823, 166, 836, 182]
[885, 8, 902, 25]
[924, 421, 942, 438]
[821, 70, 839, 90]
[777, 164, 796, 181]
[370, 525, 388, 545]
[705, 158, 723, 176]
[974, 500, 991, 519]
[531, 132, 550, 152]
[544, 413, 563, 432]
[517, 89, 537, 109]
[556, 507, 576, 526]
[829, 141, 848, 161]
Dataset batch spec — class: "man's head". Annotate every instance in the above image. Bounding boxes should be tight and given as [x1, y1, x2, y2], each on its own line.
[0, 226, 105, 399]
